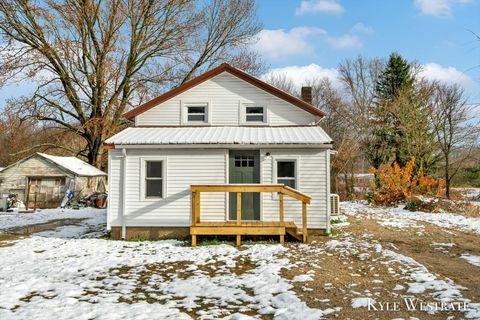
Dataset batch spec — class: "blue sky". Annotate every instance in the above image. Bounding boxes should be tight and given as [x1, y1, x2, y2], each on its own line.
[255, 0, 480, 102]
[0, 0, 479, 105]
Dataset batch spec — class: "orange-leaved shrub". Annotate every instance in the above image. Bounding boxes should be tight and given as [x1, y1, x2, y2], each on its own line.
[368, 158, 444, 206]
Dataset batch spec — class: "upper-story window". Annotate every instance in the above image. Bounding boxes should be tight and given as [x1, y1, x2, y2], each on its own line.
[241, 103, 267, 125]
[246, 106, 265, 122]
[182, 102, 210, 124]
[187, 105, 206, 122]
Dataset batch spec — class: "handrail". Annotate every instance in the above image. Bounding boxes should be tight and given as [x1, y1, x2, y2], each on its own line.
[190, 184, 311, 204]
[190, 183, 310, 246]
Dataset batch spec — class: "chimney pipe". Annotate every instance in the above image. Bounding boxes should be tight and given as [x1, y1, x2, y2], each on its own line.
[301, 86, 312, 104]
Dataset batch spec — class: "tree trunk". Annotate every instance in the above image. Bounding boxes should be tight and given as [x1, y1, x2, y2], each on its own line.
[445, 156, 450, 199]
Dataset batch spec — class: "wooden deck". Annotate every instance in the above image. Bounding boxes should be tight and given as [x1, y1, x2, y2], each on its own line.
[190, 184, 311, 246]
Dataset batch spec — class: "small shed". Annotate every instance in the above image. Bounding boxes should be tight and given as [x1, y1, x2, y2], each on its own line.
[0, 153, 106, 209]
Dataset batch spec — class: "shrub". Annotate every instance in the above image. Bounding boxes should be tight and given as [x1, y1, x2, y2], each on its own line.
[404, 198, 421, 212]
[369, 158, 444, 206]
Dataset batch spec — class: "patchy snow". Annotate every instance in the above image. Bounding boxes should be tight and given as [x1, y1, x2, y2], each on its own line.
[351, 297, 373, 308]
[453, 187, 480, 200]
[431, 242, 456, 248]
[342, 201, 480, 235]
[291, 274, 313, 282]
[0, 207, 105, 231]
[461, 254, 480, 268]
[0, 209, 326, 319]
[323, 235, 480, 317]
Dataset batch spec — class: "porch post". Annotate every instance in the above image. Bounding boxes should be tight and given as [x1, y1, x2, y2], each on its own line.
[191, 191, 197, 247]
[279, 192, 285, 244]
[236, 192, 242, 246]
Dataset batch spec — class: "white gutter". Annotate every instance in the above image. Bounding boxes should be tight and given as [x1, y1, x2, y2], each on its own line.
[121, 148, 127, 240]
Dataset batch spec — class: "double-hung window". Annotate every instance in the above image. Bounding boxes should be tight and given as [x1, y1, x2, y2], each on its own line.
[184, 103, 209, 123]
[276, 160, 296, 189]
[241, 103, 267, 124]
[245, 106, 265, 122]
[145, 161, 164, 198]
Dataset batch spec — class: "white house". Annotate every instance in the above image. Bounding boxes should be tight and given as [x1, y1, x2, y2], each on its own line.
[105, 63, 333, 244]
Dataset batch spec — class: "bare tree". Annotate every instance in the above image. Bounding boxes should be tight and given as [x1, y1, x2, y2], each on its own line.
[337, 56, 384, 168]
[431, 83, 480, 198]
[0, 0, 262, 167]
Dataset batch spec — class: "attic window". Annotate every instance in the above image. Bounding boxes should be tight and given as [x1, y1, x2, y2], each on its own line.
[246, 106, 265, 122]
[241, 103, 267, 124]
[186, 104, 208, 123]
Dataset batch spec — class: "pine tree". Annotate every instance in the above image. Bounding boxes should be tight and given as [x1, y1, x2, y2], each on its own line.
[375, 53, 414, 101]
[369, 53, 415, 168]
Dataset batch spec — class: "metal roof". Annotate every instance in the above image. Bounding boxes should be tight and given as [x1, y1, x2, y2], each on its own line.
[38, 153, 107, 176]
[106, 126, 333, 146]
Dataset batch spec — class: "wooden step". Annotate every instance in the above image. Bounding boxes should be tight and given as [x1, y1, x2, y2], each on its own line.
[286, 226, 303, 242]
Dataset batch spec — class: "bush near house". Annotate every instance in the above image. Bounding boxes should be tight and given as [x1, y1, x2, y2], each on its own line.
[367, 158, 444, 206]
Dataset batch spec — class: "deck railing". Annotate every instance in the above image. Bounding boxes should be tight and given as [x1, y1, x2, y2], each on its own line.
[190, 184, 311, 246]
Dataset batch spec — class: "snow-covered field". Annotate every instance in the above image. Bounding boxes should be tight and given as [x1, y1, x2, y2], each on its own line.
[1, 202, 480, 319]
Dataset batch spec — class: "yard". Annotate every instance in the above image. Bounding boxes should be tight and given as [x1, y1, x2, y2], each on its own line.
[1, 193, 480, 319]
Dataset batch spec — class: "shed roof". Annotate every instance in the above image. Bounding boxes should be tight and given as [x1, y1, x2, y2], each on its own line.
[37, 153, 106, 176]
[105, 126, 333, 146]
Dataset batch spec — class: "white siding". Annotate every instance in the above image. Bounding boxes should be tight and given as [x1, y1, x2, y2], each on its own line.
[135, 72, 318, 126]
[107, 149, 122, 230]
[108, 147, 329, 230]
[109, 149, 227, 227]
[261, 149, 328, 229]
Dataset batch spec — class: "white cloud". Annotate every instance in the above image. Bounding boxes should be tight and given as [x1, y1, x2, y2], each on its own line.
[326, 34, 362, 49]
[414, 0, 472, 16]
[419, 63, 472, 86]
[252, 23, 369, 58]
[261, 64, 340, 88]
[252, 27, 326, 59]
[350, 22, 374, 34]
[295, 0, 344, 15]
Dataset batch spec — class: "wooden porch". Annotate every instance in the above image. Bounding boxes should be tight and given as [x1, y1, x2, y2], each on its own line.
[190, 184, 311, 246]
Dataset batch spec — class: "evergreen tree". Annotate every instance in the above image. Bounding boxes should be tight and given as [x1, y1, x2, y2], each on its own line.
[369, 53, 415, 168]
[375, 53, 414, 101]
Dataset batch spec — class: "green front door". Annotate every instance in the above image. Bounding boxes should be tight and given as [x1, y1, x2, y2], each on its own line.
[229, 150, 260, 220]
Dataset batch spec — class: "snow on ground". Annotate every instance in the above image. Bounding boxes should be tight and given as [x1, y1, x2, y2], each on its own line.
[342, 201, 480, 235]
[0, 209, 325, 320]
[461, 255, 480, 268]
[0, 207, 105, 231]
[324, 235, 480, 318]
[453, 187, 480, 199]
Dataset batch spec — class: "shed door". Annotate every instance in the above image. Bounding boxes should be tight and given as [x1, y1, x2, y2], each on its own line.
[228, 150, 260, 220]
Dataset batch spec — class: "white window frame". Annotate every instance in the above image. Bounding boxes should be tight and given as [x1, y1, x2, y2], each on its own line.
[140, 156, 167, 200]
[239, 101, 269, 125]
[272, 156, 300, 198]
[181, 100, 212, 125]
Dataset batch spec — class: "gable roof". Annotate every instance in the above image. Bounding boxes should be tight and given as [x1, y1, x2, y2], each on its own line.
[0, 153, 106, 177]
[123, 63, 327, 120]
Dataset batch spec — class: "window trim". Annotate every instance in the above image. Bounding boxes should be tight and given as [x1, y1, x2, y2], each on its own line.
[181, 100, 212, 125]
[272, 156, 300, 198]
[140, 156, 167, 200]
[239, 101, 269, 125]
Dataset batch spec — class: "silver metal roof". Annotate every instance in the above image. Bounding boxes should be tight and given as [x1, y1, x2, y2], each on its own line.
[106, 126, 332, 146]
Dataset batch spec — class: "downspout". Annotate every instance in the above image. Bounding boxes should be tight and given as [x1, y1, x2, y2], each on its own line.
[326, 150, 337, 234]
[326, 149, 331, 235]
[121, 148, 128, 240]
